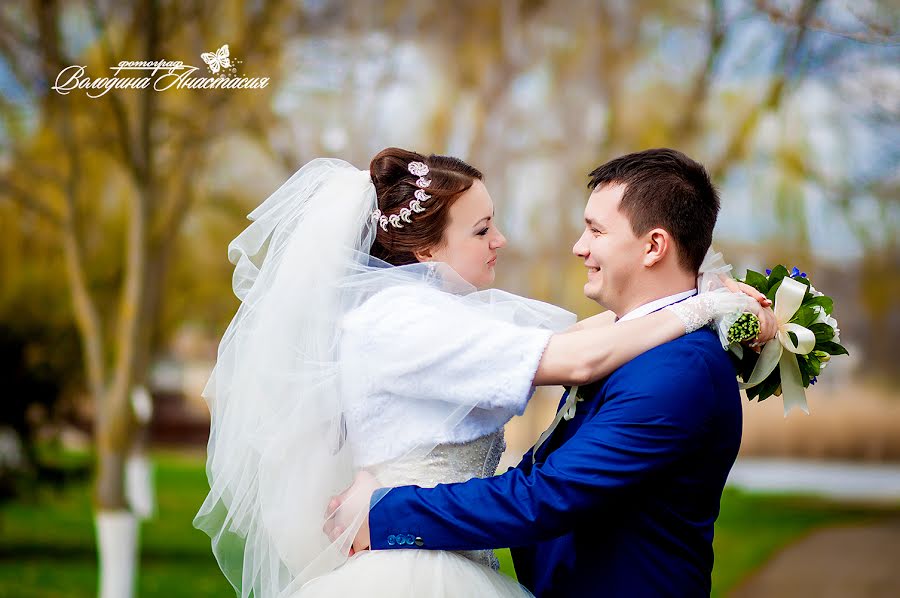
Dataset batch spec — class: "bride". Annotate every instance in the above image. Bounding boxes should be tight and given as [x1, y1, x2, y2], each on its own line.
[194, 147, 771, 597]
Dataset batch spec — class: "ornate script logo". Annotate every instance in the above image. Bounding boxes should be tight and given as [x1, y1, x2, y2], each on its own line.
[52, 42, 269, 98]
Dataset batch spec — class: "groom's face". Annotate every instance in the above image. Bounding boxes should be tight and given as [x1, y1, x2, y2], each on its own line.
[572, 183, 645, 313]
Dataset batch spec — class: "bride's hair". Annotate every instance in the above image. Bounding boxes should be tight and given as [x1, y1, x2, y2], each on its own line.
[369, 147, 483, 265]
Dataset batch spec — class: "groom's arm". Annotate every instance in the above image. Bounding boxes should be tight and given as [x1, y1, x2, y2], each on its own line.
[368, 354, 715, 551]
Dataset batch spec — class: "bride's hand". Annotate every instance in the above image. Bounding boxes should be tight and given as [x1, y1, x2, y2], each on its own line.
[752, 303, 777, 348]
[718, 274, 776, 350]
[324, 470, 379, 555]
[718, 274, 771, 309]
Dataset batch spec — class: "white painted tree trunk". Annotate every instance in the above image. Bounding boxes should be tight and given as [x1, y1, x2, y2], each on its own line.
[126, 386, 156, 520]
[126, 453, 155, 520]
[95, 510, 138, 598]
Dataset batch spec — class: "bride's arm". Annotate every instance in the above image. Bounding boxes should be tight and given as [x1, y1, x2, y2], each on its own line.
[534, 291, 775, 386]
[566, 310, 616, 332]
[535, 309, 687, 386]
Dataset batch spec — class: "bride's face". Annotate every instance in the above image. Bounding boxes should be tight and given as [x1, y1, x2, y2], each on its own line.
[423, 180, 507, 289]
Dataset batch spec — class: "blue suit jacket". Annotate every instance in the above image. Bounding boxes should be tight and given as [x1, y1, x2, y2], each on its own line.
[369, 328, 742, 597]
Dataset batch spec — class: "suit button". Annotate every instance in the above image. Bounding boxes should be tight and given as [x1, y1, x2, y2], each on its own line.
[414, 536, 424, 547]
[397, 535, 406, 545]
[387, 534, 396, 546]
[406, 534, 414, 544]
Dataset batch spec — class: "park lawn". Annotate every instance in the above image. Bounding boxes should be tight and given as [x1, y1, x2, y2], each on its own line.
[0, 452, 893, 597]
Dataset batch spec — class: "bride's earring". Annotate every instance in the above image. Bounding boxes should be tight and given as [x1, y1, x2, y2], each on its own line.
[425, 261, 438, 283]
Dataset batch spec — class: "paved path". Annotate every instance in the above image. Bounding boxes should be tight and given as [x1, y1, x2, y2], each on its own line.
[727, 458, 900, 503]
[730, 518, 900, 597]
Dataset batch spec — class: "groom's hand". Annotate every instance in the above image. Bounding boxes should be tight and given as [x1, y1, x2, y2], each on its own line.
[324, 470, 378, 555]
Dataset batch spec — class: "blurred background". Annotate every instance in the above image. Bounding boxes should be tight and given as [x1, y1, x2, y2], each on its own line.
[0, 0, 898, 596]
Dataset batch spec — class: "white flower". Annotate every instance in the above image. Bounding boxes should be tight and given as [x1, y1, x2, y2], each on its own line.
[808, 284, 824, 297]
[813, 306, 840, 343]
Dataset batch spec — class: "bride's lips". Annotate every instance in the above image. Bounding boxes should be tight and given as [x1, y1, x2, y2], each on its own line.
[487, 256, 498, 267]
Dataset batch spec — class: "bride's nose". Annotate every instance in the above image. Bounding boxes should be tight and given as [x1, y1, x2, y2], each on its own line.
[490, 232, 507, 250]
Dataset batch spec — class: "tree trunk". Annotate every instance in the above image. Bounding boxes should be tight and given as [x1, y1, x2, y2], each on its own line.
[95, 510, 138, 598]
[94, 394, 138, 597]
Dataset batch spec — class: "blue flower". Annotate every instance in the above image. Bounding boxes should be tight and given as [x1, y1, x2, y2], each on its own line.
[801, 272, 807, 278]
[791, 266, 800, 277]
[766, 268, 772, 275]
[810, 376, 818, 385]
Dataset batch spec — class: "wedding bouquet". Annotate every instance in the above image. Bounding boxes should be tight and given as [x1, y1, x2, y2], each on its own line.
[727, 265, 848, 415]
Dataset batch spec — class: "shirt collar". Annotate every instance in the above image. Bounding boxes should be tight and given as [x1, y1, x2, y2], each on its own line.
[616, 289, 697, 323]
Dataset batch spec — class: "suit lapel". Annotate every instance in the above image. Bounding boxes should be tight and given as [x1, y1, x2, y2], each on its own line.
[533, 380, 608, 463]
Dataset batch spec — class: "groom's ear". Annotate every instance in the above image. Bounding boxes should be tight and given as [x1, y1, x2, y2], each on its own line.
[642, 228, 670, 268]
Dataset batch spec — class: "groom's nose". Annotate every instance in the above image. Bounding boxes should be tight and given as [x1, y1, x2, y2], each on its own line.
[573, 230, 589, 258]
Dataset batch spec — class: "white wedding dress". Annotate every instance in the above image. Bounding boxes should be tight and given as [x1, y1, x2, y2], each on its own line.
[295, 432, 529, 597]
[290, 283, 570, 597]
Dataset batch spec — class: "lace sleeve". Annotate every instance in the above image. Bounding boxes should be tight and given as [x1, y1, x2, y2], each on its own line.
[665, 289, 755, 336]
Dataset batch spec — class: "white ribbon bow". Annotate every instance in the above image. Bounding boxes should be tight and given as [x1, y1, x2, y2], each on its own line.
[739, 276, 815, 416]
[532, 387, 581, 463]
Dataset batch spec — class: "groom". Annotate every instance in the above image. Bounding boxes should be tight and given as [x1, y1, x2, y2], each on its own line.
[335, 148, 743, 597]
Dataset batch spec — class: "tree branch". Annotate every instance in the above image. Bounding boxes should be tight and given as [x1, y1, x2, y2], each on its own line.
[709, 0, 823, 180]
[33, 0, 108, 401]
[87, 0, 138, 178]
[673, 0, 726, 141]
[756, 0, 898, 45]
[0, 180, 64, 226]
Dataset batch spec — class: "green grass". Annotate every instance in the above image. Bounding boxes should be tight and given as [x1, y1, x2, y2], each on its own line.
[0, 452, 230, 598]
[0, 453, 894, 597]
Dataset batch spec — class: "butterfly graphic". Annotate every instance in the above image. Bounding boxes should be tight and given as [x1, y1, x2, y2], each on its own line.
[201, 44, 231, 74]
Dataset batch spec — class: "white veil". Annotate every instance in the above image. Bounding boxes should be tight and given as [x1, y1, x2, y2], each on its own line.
[194, 159, 574, 598]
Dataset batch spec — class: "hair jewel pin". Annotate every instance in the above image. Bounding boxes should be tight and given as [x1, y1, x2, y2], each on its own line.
[372, 160, 433, 231]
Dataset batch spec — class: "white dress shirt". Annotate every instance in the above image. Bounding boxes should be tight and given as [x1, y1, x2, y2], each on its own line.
[616, 289, 697, 323]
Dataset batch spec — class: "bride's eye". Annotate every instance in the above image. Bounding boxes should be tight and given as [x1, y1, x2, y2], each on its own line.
[477, 227, 489, 236]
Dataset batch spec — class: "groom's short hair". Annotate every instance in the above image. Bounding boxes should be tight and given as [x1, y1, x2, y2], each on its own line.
[587, 148, 719, 273]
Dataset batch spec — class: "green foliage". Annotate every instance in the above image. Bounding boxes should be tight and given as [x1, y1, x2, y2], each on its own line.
[0, 323, 89, 503]
[805, 296, 834, 316]
[809, 323, 835, 342]
[790, 305, 818, 328]
[817, 341, 849, 356]
[742, 270, 770, 293]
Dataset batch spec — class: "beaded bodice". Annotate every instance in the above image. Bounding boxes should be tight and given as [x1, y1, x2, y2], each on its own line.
[368, 431, 507, 570]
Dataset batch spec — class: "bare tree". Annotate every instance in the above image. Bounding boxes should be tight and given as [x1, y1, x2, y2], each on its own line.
[0, 0, 287, 595]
